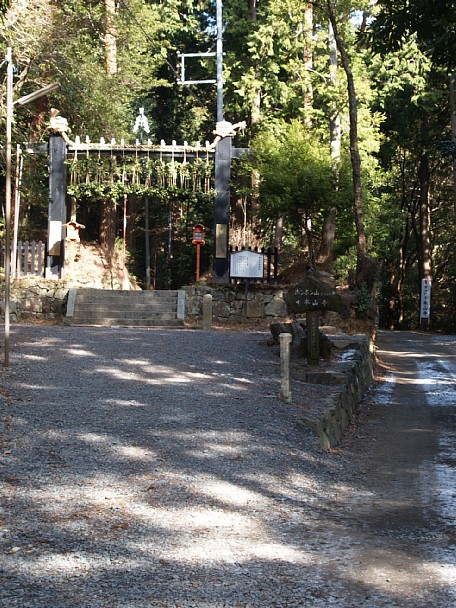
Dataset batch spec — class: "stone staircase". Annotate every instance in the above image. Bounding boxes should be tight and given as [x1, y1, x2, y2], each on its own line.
[65, 288, 186, 327]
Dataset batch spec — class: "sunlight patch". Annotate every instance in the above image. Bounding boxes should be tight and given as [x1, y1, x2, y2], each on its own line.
[416, 361, 456, 407]
[196, 480, 267, 507]
[66, 348, 97, 357]
[78, 432, 109, 444]
[372, 372, 396, 406]
[169, 537, 309, 565]
[115, 445, 157, 460]
[102, 399, 147, 407]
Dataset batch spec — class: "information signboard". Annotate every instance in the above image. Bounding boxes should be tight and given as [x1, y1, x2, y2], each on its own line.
[230, 250, 264, 279]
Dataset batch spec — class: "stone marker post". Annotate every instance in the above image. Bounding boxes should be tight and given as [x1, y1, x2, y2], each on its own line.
[202, 294, 213, 330]
[279, 333, 292, 403]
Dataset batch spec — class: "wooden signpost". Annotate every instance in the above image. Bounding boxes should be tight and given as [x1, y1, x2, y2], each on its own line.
[283, 276, 342, 366]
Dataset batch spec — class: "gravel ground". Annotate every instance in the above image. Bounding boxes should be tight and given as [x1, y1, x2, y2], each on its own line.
[2, 326, 454, 608]
[1, 324, 353, 608]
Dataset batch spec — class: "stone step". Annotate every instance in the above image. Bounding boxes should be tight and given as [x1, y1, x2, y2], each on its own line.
[73, 302, 177, 313]
[70, 318, 185, 327]
[76, 289, 178, 302]
[66, 288, 185, 327]
[72, 310, 180, 321]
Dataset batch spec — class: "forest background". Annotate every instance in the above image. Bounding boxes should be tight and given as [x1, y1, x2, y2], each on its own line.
[0, 0, 455, 332]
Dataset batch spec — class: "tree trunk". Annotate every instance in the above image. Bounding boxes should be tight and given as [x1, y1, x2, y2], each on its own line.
[250, 0, 261, 224]
[450, 73, 456, 214]
[419, 152, 432, 329]
[302, 214, 315, 266]
[105, 0, 117, 76]
[328, 21, 341, 168]
[318, 206, 336, 265]
[275, 214, 284, 251]
[250, 0, 257, 21]
[250, 0, 261, 125]
[303, 4, 313, 127]
[326, 3, 367, 281]
[396, 219, 412, 327]
[99, 198, 117, 251]
[318, 20, 340, 266]
[387, 267, 397, 330]
[419, 154, 432, 281]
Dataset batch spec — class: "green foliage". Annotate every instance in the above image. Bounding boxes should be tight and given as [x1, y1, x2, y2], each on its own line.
[365, 33, 455, 331]
[241, 121, 334, 241]
[66, 154, 214, 198]
[0, 0, 453, 330]
[333, 248, 357, 285]
[365, 0, 456, 70]
[355, 281, 377, 319]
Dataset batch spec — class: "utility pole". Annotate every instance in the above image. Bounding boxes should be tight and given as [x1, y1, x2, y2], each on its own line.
[216, 0, 223, 122]
[3, 48, 59, 365]
[178, 0, 247, 283]
[4, 48, 13, 366]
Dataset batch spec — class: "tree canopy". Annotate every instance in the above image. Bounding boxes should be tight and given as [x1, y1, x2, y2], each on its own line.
[0, 0, 454, 330]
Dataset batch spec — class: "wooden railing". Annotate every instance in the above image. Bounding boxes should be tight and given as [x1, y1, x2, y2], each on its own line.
[1, 241, 46, 277]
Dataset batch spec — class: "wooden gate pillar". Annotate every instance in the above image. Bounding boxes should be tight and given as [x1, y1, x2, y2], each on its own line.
[46, 134, 67, 278]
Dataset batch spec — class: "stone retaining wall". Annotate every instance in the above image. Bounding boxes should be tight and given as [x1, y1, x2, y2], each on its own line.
[184, 284, 377, 336]
[0, 280, 292, 324]
[0, 275, 138, 322]
[0, 276, 72, 321]
[183, 284, 291, 324]
[296, 334, 375, 450]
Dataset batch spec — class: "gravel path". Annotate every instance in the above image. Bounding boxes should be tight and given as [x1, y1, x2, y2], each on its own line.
[1, 325, 351, 608]
[1, 326, 454, 607]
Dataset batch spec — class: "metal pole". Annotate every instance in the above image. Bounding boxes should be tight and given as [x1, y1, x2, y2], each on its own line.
[12, 145, 23, 279]
[196, 243, 201, 282]
[4, 48, 13, 367]
[145, 196, 150, 289]
[168, 203, 172, 289]
[216, 0, 223, 122]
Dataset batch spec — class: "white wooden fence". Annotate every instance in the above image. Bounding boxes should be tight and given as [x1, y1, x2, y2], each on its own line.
[1, 241, 45, 277]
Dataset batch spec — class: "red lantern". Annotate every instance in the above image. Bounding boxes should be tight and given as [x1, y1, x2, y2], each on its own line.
[192, 224, 205, 245]
[192, 224, 205, 281]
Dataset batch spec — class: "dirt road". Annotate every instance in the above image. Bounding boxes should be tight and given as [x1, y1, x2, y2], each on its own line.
[327, 330, 456, 607]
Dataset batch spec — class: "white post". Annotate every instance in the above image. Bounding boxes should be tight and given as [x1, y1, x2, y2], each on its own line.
[279, 333, 292, 403]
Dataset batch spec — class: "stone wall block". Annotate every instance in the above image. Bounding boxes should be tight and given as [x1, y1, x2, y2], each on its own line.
[212, 301, 231, 319]
[245, 301, 264, 318]
[265, 296, 288, 317]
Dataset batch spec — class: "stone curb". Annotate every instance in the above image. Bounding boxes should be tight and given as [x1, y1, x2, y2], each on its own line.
[299, 334, 374, 450]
